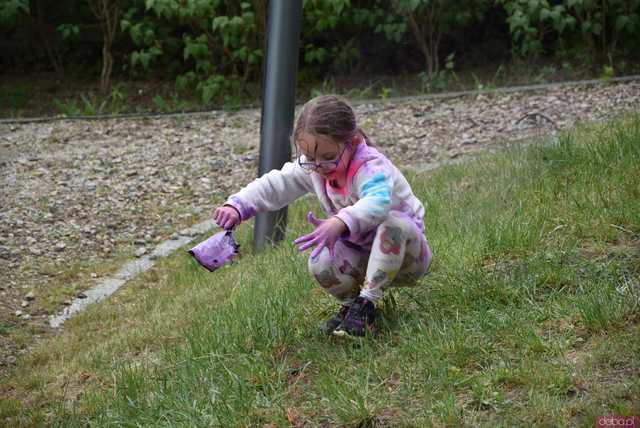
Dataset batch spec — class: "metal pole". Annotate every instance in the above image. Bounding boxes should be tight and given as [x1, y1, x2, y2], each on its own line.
[253, 0, 302, 252]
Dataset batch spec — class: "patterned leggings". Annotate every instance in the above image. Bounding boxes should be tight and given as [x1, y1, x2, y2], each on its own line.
[308, 211, 432, 304]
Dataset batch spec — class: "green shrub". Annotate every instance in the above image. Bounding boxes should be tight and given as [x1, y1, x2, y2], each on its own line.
[498, 0, 640, 59]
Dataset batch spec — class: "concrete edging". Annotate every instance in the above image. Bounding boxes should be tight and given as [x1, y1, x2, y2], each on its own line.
[49, 219, 216, 328]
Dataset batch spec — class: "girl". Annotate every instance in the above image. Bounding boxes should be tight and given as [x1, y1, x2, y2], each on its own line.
[213, 95, 432, 337]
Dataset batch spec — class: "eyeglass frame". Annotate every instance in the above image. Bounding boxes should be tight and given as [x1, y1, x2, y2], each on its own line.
[295, 142, 349, 172]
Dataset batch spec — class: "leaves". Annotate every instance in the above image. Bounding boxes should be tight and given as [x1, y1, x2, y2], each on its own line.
[304, 45, 327, 64]
[498, 0, 640, 57]
[57, 24, 80, 41]
[0, 0, 29, 25]
[7, 0, 637, 104]
[197, 75, 226, 104]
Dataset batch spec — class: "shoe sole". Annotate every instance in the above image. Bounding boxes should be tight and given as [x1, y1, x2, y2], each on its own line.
[332, 328, 373, 338]
[332, 329, 350, 338]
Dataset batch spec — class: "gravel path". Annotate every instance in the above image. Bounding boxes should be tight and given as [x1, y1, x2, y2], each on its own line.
[1, 80, 639, 367]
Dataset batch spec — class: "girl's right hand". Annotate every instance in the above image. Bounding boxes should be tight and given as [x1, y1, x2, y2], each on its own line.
[213, 205, 241, 230]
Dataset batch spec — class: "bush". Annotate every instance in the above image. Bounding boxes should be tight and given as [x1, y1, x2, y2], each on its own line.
[1, 0, 638, 106]
[498, 0, 640, 60]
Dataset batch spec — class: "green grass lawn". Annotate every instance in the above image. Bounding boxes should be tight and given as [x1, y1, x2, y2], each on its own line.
[1, 116, 639, 427]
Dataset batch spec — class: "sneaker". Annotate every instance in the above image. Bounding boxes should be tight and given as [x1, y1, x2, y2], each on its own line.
[333, 296, 376, 337]
[319, 305, 350, 335]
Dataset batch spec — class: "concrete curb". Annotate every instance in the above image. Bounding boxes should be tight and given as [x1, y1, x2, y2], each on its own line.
[49, 219, 216, 328]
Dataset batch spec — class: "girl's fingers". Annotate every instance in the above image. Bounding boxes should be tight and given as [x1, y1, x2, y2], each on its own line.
[213, 207, 240, 229]
[293, 233, 314, 245]
[297, 238, 318, 252]
[310, 242, 326, 259]
[218, 213, 228, 226]
[307, 212, 323, 227]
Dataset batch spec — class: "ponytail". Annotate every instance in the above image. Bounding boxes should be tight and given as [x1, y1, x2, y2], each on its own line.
[357, 127, 375, 147]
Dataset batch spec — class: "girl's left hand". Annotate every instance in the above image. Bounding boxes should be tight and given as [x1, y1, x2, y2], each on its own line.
[294, 212, 347, 259]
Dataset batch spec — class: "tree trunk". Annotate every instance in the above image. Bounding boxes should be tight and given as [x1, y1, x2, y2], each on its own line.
[406, 4, 442, 78]
[89, 0, 120, 94]
[101, 36, 113, 93]
[407, 13, 433, 76]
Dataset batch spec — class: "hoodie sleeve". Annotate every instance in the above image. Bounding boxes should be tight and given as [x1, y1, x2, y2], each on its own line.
[334, 158, 393, 239]
[224, 161, 314, 221]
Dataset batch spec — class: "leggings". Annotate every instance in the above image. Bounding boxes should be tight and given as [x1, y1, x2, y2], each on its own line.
[308, 211, 432, 304]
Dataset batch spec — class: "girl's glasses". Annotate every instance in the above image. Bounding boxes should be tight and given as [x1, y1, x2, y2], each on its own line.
[296, 144, 348, 172]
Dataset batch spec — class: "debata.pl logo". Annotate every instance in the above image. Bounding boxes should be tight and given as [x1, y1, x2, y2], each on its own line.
[596, 416, 639, 427]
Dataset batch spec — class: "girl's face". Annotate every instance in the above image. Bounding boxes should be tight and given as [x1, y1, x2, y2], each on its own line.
[296, 131, 352, 180]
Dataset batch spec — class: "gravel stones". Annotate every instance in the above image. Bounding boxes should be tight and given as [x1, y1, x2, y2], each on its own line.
[135, 247, 148, 258]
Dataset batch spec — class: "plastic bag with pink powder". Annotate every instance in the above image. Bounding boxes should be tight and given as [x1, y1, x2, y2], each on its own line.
[188, 230, 239, 272]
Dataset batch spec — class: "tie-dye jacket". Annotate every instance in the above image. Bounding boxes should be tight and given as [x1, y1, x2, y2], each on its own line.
[224, 142, 426, 248]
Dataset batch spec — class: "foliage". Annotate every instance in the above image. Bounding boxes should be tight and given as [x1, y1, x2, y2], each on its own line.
[499, 0, 640, 58]
[56, 23, 80, 42]
[119, 0, 265, 104]
[301, 0, 353, 67]
[52, 84, 135, 116]
[419, 52, 456, 92]
[53, 94, 102, 117]
[152, 93, 190, 112]
[0, 0, 28, 25]
[391, 0, 491, 76]
[0, 83, 29, 110]
[1, 0, 639, 110]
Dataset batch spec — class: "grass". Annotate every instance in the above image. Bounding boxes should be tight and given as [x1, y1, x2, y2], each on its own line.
[28, 257, 130, 313]
[0, 84, 30, 111]
[1, 116, 639, 426]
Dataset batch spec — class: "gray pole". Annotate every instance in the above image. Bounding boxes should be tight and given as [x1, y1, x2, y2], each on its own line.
[253, 0, 302, 252]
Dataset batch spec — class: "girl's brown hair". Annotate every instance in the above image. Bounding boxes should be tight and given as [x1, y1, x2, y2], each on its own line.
[292, 94, 370, 146]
